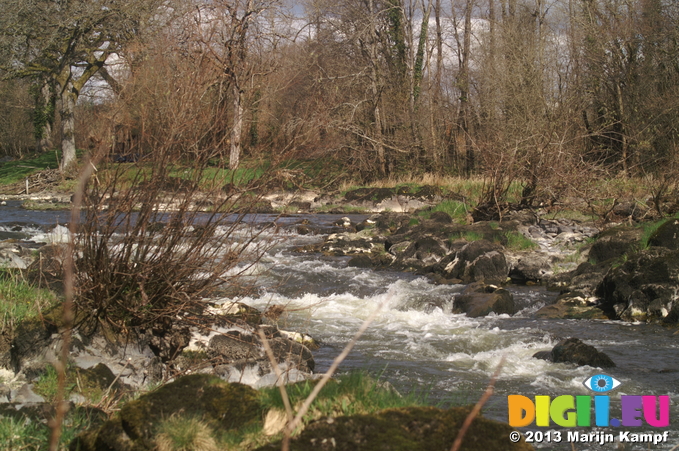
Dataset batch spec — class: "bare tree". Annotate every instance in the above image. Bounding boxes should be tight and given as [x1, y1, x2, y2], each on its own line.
[0, 0, 162, 169]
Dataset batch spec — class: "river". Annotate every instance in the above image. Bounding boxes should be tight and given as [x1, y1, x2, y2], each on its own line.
[1, 203, 677, 450]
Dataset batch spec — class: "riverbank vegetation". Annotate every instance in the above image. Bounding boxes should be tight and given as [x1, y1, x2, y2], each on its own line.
[1, 0, 678, 217]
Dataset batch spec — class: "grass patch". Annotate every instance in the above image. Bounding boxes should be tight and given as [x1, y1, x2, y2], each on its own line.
[258, 371, 429, 425]
[639, 214, 679, 249]
[0, 269, 57, 334]
[504, 231, 538, 251]
[428, 200, 468, 223]
[0, 150, 62, 185]
[0, 409, 95, 450]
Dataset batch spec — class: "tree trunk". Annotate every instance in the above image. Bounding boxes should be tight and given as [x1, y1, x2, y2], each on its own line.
[230, 82, 243, 170]
[460, 0, 474, 175]
[36, 81, 54, 152]
[60, 81, 77, 171]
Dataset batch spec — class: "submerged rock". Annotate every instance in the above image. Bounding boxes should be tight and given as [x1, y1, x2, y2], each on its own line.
[535, 292, 607, 320]
[453, 282, 516, 317]
[533, 337, 615, 368]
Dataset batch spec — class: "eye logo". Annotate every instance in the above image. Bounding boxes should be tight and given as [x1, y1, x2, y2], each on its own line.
[583, 374, 621, 393]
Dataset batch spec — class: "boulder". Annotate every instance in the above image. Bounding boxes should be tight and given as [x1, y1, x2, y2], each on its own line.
[400, 236, 448, 265]
[207, 331, 315, 373]
[255, 406, 533, 451]
[453, 283, 516, 317]
[595, 247, 679, 323]
[533, 338, 615, 368]
[588, 227, 642, 263]
[347, 254, 373, 268]
[71, 374, 260, 451]
[508, 253, 552, 284]
[648, 218, 679, 250]
[442, 240, 508, 284]
[548, 260, 611, 297]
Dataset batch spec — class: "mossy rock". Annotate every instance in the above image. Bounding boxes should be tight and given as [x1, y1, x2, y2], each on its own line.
[120, 374, 259, 443]
[72, 375, 260, 450]
[255, 406, 533, 451]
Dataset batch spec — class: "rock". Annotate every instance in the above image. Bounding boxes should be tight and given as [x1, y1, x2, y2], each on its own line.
[207, 331, 315, 373]
[508, 253, 552, 284]
[648, 218, 679, 250]
[533, 338, 615, 368]
[535, 292, 607, 320]
[207, 332, 263, 363]
[612, 201, 647, 221]
[588, 227, 642, 263]
[347, 254, 373, 268]
[440, 240, 508, 284]
[428, 211, 453, 224]
[453, 283, 516, 317]
[595, 247, 679, 323]
[11, 384, 45, 404]
[344, 187, 395, 203]
[255, 406, 533, 451]
[321, 233, 377, 256]
[72, 374, 260, 451]
[460, 241, 509, 284]
[401, 236, 448, 265]
[548, 260, 611, 297]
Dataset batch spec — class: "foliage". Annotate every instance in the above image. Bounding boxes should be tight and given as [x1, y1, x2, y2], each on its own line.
[430, 200, 468, 223]
[0, 269, 57, 334]
[0, 409, 95, 450]
[258, 371, 430, 425]
[503, 232, 538, 251]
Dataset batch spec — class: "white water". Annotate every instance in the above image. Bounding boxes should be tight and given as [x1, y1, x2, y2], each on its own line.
[234, 224, 679, 450]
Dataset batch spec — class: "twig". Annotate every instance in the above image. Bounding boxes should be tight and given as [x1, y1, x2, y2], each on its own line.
[95, 358, 132, 409]
[450, 356, 506, 451]
[257, 329, 294, 423]
[281, 290, 393, 450]
[48, 150, 104, 451]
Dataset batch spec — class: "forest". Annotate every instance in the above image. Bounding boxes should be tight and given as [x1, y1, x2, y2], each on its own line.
[1, 0, 678, 206]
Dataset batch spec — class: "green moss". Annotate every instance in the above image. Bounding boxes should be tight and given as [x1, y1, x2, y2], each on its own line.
[120, 374, 260, 444]
[255, 406, 533, 451]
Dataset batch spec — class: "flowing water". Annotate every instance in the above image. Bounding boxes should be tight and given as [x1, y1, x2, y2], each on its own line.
[2, 204, 677, 450]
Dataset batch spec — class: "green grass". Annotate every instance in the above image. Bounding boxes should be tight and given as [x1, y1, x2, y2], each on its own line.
[0, 269, 58, 334]
[0, 409, 95, 450]
[639, 214, 679, 249]
[420, 200, 469, 224]
[0, 150, 62, 185]
[504, 231, 538, 251]
[258, 371, 430, 424]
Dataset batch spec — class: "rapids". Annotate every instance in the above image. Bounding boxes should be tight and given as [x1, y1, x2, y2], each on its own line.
[1, 205, 677, 450]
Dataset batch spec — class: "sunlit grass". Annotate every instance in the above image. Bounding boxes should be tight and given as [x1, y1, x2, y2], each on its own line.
[0, 269, 57, 334]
